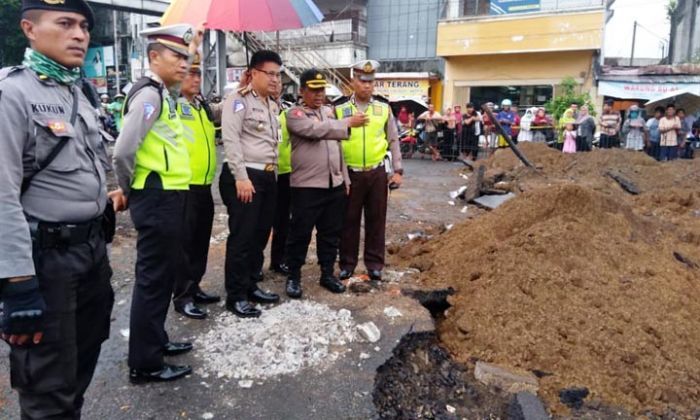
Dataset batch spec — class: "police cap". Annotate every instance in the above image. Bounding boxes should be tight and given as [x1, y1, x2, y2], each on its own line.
[299, 69, 329, 89]
[140, 24, 194, 58]
[351, 60, 380, 82]
[22, 0, 95, 30]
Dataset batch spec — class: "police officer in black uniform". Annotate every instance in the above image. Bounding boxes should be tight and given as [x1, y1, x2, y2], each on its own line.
[0, 1, 114, 418]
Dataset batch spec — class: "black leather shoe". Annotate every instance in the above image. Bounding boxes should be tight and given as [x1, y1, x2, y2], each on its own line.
[339, 269, 354, 280]
[251, 270, 264, 283]
[163, 341, 193, 356]
[129, 363, 192, 384]
[270, 263, 291, 275]
[286, 278, 302, 299]
[248, 288, 280, 304]
[320, 274, 346, 294]
[226, 300, 262, 318]
[193, 290, 221, 304]
[368, 270, 382, 281]
[175, 302, 207, 320]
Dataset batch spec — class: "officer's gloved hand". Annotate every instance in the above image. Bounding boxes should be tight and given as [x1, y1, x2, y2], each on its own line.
[1, 276, 46, 344]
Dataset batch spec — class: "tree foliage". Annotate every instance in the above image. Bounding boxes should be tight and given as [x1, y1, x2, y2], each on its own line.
[544, 77, 596, 122]
[0, 0, 27, 67]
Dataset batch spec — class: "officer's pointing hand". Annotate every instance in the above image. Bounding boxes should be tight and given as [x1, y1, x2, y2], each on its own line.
[236, 180, 256, 204]
[346, 113, 369, 128]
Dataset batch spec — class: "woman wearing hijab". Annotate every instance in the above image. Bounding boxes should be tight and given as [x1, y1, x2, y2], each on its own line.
[557, 108, 576, 151]
[532, 107, 550, 143]
[575, 105, 596, 151]
[622, 105, 648, 151]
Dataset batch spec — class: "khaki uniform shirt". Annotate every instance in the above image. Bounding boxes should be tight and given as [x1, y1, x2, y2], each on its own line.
[285, 104, 350, 189]
[221, 87, 280, 181]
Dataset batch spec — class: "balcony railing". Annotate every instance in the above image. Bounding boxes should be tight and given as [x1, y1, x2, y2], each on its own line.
[441, 0, 604, 19]
[256, 18, 367, 49]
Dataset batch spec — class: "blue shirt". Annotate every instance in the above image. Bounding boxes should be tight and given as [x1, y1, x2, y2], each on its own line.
[496, 110, 516, 136]
[646, 118, 660, 143]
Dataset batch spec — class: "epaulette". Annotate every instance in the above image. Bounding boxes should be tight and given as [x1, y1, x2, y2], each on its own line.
[372, 94, 390, 104]
[332, 95, 351, 106]
[0, 65, 26, 82]
[237, 85, 252, 96]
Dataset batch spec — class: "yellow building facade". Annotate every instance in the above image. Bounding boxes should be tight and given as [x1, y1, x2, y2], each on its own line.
[438, 7, 605, 109]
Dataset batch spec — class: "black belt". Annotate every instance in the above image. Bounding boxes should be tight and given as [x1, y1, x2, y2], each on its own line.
[33, 218, 102, 249]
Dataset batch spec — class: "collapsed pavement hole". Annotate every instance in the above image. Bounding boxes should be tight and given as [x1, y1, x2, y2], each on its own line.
[372, 332, 509, 419]
[403, 288, 454, 320]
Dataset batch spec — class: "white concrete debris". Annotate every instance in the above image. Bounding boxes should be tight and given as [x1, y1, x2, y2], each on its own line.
[201, 413, 214, 419]
[407, 231, 426, 240]
[119, 328, 129, 339]
[357, 321, 381, 343]
[448, 200, 456, 206]
[209, 230, 229, 244]
[116, 299, 126, 306]
[461, 206, 468, 214]
[446, 404, 456, 414]
[359, 352, 371, 360]
[383, 306, 403, 318]
[449, 186, 467, 199]
[444, 223, 454, 231]
[238, 380, 253, 388]
[195, 301, 356, 381]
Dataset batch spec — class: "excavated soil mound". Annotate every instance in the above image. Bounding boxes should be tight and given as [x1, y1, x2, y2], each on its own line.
[408, 146, 700, 416]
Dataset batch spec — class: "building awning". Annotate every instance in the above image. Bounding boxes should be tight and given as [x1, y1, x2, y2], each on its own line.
[598, 79, 700, 100]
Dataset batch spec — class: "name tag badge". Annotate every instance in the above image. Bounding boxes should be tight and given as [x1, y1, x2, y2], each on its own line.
[372, 104, 382, 116]
[342, 107, 352, 118]
[47, 120, 68, 136]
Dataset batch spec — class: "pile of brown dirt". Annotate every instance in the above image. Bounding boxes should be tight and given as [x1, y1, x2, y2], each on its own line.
[405, 145, 700, 416]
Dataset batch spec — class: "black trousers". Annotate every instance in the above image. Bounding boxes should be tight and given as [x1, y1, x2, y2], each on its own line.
[600, 134, 619, 149]
[173, 185, 214, 308]
[128, 189, 186, 371]
[219, 164, 277, 301]
[270, 173, 291, 268]
[9, 225, 113, 420]
[286, 185, 346, 274]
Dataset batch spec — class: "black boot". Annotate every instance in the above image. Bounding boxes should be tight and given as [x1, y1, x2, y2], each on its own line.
[286, 271, 302, 299]
[320, 267, 346, 294]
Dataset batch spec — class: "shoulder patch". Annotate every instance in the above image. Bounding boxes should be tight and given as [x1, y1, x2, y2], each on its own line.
[143, 102, 156, 120]
[0, 65, 25, 82]
[291, 108, 305, 118]
[233, 99, 245, 113]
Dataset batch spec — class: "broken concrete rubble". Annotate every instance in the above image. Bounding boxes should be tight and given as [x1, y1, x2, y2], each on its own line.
[474, 361, 539, 394]
[357, 321, 381, 343]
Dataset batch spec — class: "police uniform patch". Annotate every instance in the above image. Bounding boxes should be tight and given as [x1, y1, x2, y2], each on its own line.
[372, 104, 383, 116]
[292, 109, 305, 118]
[341, 107, 352, 118]
[181, 104, 193, 116]
[233, 99, 245, 113]
[47, 120, 68, 136]
[143, 102, 156, 120]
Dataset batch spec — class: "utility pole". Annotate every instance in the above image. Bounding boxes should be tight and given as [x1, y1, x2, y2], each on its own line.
[113, 10, 120, 94]
[629, 20, 637, 66]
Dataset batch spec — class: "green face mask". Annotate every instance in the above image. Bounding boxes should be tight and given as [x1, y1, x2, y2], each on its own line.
[22, 48, 81, 85]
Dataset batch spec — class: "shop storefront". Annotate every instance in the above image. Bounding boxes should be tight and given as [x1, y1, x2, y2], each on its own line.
[373, 72, 443, 111]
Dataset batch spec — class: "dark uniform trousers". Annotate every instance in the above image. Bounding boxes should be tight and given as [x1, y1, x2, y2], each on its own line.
[339, 166, 388, 272]
[10, 222, 114, 420]
[285, 185, 346, 274]
[173, 185, 215, 307]
[270, 173, 291, 268]
[128, 187, 186, 371]
[219, 163, 277, 301]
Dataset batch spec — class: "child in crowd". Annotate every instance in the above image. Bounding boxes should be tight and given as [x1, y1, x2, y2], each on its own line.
[562, 122, 577, 154]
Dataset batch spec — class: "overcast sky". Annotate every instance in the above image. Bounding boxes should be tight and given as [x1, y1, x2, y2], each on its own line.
[604, 0, 670, 59]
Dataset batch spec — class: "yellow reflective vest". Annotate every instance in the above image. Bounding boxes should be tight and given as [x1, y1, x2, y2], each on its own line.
[177, 97, 217, 185]
[278, 110, 291, 175]
[130, 90, 191, 190]
[335, 98, 389, 168]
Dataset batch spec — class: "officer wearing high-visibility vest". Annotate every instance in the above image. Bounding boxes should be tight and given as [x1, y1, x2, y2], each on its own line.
[0, 1, 114, 417]
[112, 23, 203, 384]
[334, 60, 403, 281]
[171, 52, 223, 320]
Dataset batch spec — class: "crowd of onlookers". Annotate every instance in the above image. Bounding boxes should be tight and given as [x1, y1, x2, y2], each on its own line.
[395, 98, 700, 162]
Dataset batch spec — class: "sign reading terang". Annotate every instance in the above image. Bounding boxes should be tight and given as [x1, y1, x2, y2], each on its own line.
[373, 79, 430, 102]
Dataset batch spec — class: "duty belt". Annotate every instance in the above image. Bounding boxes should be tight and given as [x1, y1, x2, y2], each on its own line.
[31, 218, 102, 249]
[245, 162, 277, 172]
[348, 162, 384, 172]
